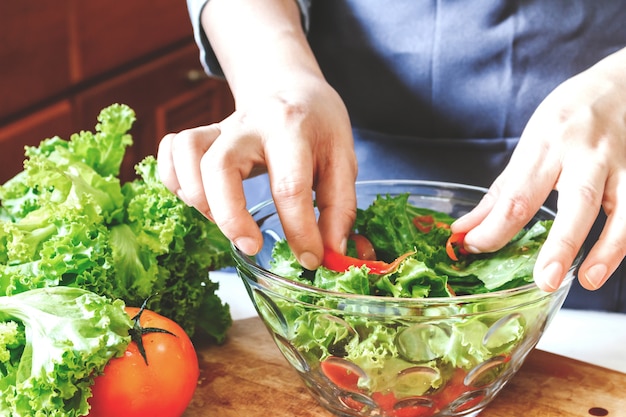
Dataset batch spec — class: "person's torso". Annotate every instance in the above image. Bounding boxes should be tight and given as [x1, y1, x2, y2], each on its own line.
[303, 0, 626, 312]
[308, 0, 626, 140]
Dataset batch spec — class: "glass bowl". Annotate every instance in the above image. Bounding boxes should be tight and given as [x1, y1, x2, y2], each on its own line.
[232, 180, 580, 417]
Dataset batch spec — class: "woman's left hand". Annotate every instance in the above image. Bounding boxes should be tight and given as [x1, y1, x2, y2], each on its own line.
[452, 47, 626, 292]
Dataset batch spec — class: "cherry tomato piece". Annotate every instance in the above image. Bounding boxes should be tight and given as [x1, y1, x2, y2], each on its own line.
[349, 233, 377, 260]
[446, 232, 470, 261]
[323, 247, 414, 275]
[413, 215, 435, 233]
[372, 391, 434, 417]
[320, 357, 361, 391]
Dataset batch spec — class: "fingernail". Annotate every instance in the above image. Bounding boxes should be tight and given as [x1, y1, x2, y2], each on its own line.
[539, 262, 563, 291]
[234, 237, 259, 255]
[299, 251, 319, 270]
[584, 264, 608, 290]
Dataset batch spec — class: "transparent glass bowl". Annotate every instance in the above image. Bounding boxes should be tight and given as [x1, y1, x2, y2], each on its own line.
[232, 180, 580, 417]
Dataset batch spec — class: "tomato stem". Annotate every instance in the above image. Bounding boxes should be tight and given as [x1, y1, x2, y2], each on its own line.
[130, 297, 177, 365]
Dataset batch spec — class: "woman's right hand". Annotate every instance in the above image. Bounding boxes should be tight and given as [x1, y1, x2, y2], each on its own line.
[157, 73, 358, 271]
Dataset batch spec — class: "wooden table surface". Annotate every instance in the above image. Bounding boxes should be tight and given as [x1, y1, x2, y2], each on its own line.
[184, 317, 626, 417]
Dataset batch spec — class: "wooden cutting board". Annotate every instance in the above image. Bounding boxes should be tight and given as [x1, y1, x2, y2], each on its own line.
[184, 317, 626, 417]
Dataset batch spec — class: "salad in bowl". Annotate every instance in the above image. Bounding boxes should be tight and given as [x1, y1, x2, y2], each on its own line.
[232, 180, 580, 417]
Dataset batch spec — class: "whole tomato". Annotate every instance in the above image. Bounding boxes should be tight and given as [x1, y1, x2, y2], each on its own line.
[88, 306, 200, 417]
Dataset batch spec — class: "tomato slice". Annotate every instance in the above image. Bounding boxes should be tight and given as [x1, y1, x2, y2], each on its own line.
[432, 368, 470, 408]
[394, 405, 435, 417]
[323, 247, 414, 275]
[372, 391, 435, 417]
[446, 232, 469, 261]
[412, 215, 435, 233]
[435, 221, 450, 230]
[371, 391, 396, 412]
[432, 367, 489, 412]
[320, 357, 362, 391]
[349, 233, 377, 260]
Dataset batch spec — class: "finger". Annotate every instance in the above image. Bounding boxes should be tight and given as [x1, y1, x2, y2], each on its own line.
[532, 157, 605, 291]
[170, 125, 222, 217]
[451, 182, 500, 233]
[315, 133, 358, 255]
[201, 122, 265, 256]
[462, 150, 557, 253]
[265, 131, 321, 270]
[577, 173, 626, 290]
[156, 133, 181, 195]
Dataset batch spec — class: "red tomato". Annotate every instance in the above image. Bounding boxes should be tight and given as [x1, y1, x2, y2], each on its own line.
[320, 357, 361, 391]
[323, 247, 415, 275]
[446, 232, 469, 261]
[433, 369, 468, 408]
[394, 405, 435, 417]
[412, 215, 435, 233]
[349, 233, 377, 260]
[88, 307, 200, 417]
[372, 391, 434, 417]
[371, 391, 396, 412]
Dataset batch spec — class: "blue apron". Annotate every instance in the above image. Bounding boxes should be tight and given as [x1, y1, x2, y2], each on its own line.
[299, 0, 626, 311]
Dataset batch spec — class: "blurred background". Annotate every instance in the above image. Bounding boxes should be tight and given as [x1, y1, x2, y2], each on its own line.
[0, 0, 234, 183]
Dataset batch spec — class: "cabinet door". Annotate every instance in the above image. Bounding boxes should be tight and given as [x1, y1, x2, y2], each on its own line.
[0, 0, 72, 119]
[73, 0, 193, 82]
[0, 101, 74, 184]
[75, 43, 233, 182]
[154, 78, 234, 143]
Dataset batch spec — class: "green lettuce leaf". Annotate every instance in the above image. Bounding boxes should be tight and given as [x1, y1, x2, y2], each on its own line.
[266, 192, 554, 397]
[0, 287, 131, 417]
[437, 220, 552, 291]
[0, 104, 234, 339]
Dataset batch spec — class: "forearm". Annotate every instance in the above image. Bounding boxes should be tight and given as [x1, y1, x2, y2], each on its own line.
[202, 0, 323, 106]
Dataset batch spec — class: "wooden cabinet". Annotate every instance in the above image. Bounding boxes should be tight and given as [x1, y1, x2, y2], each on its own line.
[0, 1, 72, 118]
[0, 102, 75, 181]
[74, 43, 234, 181]
[0, 0, 233, 183]
[71, 0, 193, 82]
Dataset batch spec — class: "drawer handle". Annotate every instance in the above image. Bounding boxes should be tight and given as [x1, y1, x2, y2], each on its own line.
[186, 69, 209, 82]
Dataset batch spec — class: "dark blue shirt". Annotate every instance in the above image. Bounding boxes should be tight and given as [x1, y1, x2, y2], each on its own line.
[189, 0, 626, 311]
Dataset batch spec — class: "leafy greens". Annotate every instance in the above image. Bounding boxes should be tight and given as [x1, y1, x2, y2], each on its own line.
[272, 193, 551, 297]
[266, 193, 555, 401]
[0, 287, 131, 417]
[0, 103, 234, 340]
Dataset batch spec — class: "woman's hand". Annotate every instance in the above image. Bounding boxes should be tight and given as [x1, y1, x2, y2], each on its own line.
[452, 47, 626, 292]
[157, 75, 357, 271]
[158, 0, 358, 270]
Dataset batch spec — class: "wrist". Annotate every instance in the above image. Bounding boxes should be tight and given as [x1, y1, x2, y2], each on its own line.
[202, 0, 323, 103]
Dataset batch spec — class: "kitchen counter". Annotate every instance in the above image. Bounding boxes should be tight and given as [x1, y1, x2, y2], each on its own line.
[212, 270, 626, 374]
[185, 315, 626, 417]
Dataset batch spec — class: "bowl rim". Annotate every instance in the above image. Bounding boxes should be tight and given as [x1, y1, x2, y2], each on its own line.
[232, 179, 581, 304]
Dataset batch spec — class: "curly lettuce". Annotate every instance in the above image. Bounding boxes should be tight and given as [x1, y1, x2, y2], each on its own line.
[267, 193, 554, 396]
[0, 287, 131, 417]
[0, 103, 234, 340]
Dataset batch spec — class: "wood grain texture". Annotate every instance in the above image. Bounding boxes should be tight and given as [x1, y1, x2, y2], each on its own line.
[185, 317, 626, 417]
